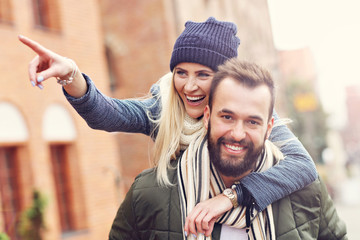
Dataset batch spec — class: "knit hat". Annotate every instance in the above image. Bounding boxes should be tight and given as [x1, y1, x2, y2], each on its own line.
[170, 17, 240, 72]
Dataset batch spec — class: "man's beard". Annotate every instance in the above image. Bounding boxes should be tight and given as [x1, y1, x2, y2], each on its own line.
[207, 122, 264, 178]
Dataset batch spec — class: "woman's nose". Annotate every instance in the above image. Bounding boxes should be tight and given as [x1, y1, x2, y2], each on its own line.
[184, 76, 198, 92]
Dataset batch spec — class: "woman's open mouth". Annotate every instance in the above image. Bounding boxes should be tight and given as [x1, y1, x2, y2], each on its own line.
[185, 95, 206, 105]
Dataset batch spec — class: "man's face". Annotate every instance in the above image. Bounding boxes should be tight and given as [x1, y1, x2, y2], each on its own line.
[204, 77, 274, 179]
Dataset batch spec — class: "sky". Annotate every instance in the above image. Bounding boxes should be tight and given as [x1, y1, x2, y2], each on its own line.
[267, 0, 360, 129]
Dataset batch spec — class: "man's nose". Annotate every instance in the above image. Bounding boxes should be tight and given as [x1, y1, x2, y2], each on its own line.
[184, 76, 198, 92]
[231, 122, 246, 141]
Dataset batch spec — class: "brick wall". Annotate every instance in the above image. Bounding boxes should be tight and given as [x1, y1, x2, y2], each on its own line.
[0, 0, 121, 239]
[98, 0, 174, 189]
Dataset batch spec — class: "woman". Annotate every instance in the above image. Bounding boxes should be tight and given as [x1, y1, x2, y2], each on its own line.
[19, 17, 317, 236]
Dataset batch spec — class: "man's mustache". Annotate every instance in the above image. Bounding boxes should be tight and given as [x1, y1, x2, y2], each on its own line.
[217, 137, 253, 148]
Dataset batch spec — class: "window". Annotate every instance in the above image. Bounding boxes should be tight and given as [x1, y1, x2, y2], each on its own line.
[105, 45, 118, 92]
[50, 145, 73, 231]
[32, 0, 61, 30]
[0, 0, 13, 23]
[50, 144, 87, 232]
[0, 147, 21, 240]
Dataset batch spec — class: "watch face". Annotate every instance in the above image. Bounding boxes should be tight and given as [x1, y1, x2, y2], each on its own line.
[224, 189, 232, 196]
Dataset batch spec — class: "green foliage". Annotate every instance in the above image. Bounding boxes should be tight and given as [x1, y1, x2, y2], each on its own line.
[17, 189, 48, 240]
[0, 233, 10, 240]
[284, 79, 328, 164]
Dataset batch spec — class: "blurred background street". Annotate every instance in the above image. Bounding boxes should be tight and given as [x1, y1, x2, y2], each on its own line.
[0, 0, 359, 239]
[336, 197, 360, 239]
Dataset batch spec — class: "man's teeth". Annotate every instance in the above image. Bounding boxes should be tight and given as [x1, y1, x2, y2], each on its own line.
[225, 144, 244, 151]
[186, 96, 204, 101]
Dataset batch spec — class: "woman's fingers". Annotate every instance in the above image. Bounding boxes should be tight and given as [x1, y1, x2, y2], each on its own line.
[19, 35, 74, 88]
[27, 53, 56, 86]
[28, 56, 40, 85]
[20, 35, 54, 88]
[18, 35, 50, 56]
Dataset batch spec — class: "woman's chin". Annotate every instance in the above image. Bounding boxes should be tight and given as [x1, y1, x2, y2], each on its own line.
[186, 109, 204, 119]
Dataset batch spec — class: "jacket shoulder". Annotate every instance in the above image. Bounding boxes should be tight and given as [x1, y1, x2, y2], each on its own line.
[273, 177, 347, 239]
[132, 166, 183, 238]
[132, 165, 177, 189]
[109, 165, 183, 240]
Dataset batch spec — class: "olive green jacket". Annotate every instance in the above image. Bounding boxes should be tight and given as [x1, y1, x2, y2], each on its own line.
[109, 165, 347, 240]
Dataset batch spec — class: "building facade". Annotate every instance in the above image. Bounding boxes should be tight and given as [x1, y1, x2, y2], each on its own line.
[1, 0, 279, 239]
[0, 0, 122, 239]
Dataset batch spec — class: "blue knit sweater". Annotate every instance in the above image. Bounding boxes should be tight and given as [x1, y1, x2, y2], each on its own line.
[64, 74, 318, 211]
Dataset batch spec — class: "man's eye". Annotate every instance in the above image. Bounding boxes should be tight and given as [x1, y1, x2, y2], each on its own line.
[222, 115, 232, 120]
[248, 120, 259, 125]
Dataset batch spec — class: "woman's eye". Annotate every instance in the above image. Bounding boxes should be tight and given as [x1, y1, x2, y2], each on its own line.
[198, 72, 211, 78]
[199, 73, 209, 77]
[176, 70, 186, 76]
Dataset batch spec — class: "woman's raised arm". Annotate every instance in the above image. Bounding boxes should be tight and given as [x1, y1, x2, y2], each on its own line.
[18, 35, 87, 98]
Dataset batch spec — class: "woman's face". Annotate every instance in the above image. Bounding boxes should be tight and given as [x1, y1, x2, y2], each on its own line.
[173, 62, 214, 119]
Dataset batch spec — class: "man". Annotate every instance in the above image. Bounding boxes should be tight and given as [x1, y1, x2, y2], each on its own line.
[109, 59, 347, 240]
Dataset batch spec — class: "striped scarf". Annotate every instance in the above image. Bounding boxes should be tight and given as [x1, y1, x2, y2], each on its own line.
[180, 114, 204, 151]
[177, 129, 282, 240]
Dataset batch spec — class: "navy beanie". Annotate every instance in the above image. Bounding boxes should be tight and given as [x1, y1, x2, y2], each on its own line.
[170, 17, 240, 72]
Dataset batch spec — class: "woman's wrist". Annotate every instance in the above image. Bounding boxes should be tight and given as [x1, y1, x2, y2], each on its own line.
[57, 57, 78, 86]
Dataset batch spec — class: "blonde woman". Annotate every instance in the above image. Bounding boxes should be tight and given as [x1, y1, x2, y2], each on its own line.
[19, 17, 317, 236]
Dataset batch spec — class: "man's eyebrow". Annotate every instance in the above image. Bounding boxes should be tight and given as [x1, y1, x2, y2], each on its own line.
[217, 109, 234, 115]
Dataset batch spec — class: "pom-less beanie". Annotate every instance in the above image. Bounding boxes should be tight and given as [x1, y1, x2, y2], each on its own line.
[170, 17, 240, 72]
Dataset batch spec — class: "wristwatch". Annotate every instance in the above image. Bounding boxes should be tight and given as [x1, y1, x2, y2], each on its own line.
[223, 188, 239, 208]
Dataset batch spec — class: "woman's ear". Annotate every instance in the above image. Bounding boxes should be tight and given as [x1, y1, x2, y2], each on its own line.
[204, 105, 210, 130]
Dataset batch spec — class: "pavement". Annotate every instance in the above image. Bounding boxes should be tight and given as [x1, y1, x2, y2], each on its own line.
[335, 202, 360, 239]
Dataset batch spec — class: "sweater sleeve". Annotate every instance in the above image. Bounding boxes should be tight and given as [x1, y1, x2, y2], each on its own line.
[64, 73, 161, 136]
[240, 110, 318, 211]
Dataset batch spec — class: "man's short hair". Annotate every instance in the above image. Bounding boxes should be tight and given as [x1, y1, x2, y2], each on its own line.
[208, 58, 275, 120]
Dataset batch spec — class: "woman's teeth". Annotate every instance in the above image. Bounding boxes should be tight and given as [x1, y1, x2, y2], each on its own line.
[186, 95, 205, 102]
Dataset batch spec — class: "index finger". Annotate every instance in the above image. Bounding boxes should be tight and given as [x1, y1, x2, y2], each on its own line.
[18, 35, 50, 56]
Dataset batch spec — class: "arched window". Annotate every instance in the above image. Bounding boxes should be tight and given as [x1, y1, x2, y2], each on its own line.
[43, 104, 87, 232]
[43, 103, 76, 141]
[0, 102, 29, 239]
[0, 102, 28, 143]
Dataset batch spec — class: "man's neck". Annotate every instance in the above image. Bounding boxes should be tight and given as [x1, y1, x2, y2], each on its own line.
[221, 169, 252, 188]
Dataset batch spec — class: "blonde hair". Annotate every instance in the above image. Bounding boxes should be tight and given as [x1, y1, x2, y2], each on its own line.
[149, 72, 187, 186]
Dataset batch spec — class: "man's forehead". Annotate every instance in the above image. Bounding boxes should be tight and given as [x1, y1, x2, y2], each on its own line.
[212, 77, 271, 117]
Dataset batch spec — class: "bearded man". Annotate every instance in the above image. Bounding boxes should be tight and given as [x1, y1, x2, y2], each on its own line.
[109, 59, 347, 240]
